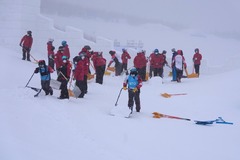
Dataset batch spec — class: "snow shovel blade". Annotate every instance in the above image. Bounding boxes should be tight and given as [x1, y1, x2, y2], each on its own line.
[87, 74, 95, 80]
[68, 89, 75, 97]
[187, 73, 198, 78]
[161, 93, 171, 98]
[107, 67, 115, 72]
[104, 71, 111, 75]
[72, 85, 81, 98]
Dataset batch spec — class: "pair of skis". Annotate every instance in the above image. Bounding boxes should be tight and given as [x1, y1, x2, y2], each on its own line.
[152, 112, 233, 125]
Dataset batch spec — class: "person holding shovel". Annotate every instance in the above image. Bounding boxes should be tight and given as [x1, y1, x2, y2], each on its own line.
[19, 30, 33, 61]
[57, 56, 72, 99]
[193, 48, 202, 77]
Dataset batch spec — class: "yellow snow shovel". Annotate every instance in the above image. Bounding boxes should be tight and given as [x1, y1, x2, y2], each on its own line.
[107, 67, 115, 72]
[161, 93, 187, 98]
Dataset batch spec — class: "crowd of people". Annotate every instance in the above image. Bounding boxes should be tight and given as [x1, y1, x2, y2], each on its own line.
[20, 30, 202, 111]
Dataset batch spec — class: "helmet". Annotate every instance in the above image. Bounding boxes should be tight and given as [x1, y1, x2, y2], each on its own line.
[130, 67, 138, 76]
[38, 60, 46, 67]
[195, 48, 199, 53]
[154, 49, 159, 53]
[61, 40, 67, 46]
[162, 50, 167, 54]
[171, 48, 176, 52]
[27, 30, 32, 35]
[122, 48, 127, 52]
[84, 45, 91, 51]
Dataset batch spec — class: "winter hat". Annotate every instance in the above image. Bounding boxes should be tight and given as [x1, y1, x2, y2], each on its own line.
[109, 50, 116, 55]
[38, 60, 46, 67]
[195, 48, 199, 53]
[171, 48, 176, 52]
[58, 46, 64, 51]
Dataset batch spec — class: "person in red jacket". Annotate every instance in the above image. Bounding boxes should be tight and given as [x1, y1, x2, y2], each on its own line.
[47, 38, 55, 70]
[149, 49, 165, 78]
[19, 30, 33, 61]
[54, 46, 64, 74]
[133, 50, 147, 81]
[57, 56, 72, 99]
[193, 48, 202, 77]
[121, 48, 131, 75]
[92, 52, 106, 84]
[73, 54, 85, 98]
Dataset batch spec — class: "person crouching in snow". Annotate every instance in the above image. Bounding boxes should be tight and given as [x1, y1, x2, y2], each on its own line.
[57, 56, 72, 99]
[123, 67, 143, 112]
[34, 60, 54, 95]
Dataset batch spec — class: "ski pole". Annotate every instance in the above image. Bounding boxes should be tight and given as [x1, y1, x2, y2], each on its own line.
[115, 88, 123, 106]
[25, 72, 35, 87]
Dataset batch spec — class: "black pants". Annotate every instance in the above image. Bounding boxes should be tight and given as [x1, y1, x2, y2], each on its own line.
[76, 80, 85, 98]
[153, 68, 163, 78]
[128, 89, 141, 112]
[194, 64, 200, 76]
[96, 65, 106, 84]
[137, 67, 146, 81]
[176, 69, 183, 82]
[115, 63, 123, 76]
[149, 66, 154, 78]
[41, 80, 53, 95]
[59, 80, 69, 98]
[48, 56, 55, 70]
[122, 63, 129, 75]
[22, 47, 31, 61]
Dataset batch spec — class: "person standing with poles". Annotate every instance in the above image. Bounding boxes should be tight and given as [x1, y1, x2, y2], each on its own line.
[34, 60, 54, 96]
[19, 30, 33, 61]
[193, 48, 202, 77]
[123, 67, 143, 113]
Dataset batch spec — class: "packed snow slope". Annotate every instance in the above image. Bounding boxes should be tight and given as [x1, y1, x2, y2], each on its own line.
[0, 46, 240, 160]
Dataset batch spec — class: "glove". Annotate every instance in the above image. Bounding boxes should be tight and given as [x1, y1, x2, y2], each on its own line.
[34, 68, 39, 73]
[123, 87, 127, 90]
[133, 88, 138, 93]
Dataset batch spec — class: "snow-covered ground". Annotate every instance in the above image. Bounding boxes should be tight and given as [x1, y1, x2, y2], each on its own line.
[0, 1, 240, 160]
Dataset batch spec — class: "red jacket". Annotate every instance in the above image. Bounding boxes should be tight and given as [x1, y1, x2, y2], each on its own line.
[193, 52, 202, 65]
[74, 60, 85, 81]
[94, 56, 106, 67]
[133, 53, 147, 69]
[20, 35, 33, 48]
[63, 44, 70, 59]
[150, 54, 165, 68]
[54, 51, 63, 70]
[47, 42, 54, 57]
[121, 51, 131, 64]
